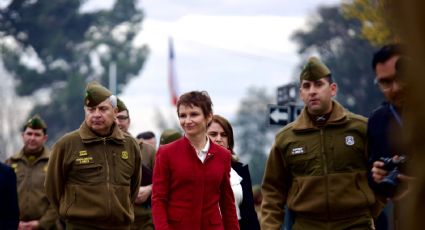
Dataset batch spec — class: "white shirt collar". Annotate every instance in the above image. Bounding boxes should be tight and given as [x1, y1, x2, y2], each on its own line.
[193, 136, 210, 163]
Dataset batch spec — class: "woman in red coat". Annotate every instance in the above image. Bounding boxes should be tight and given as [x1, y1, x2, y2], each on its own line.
[152, 91, 240, 230]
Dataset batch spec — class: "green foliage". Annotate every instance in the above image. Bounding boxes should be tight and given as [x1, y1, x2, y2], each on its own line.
[342, 0, 397, 46]
[0, 0, 149, 143]
[292, 6, 384, 116]
[233, 87, 275, 185]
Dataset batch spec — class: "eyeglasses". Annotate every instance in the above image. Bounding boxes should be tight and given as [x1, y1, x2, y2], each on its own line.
[374, 74, 404, 90]
[116, 115, 129, 120]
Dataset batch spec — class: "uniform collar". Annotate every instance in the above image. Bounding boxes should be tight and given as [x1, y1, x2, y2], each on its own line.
[79, 121, 125, 144]
[292, 100, 348, 131]
[12, 146, 49, 163]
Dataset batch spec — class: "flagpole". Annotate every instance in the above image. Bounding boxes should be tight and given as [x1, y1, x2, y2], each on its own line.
[168, 37, 179, 106]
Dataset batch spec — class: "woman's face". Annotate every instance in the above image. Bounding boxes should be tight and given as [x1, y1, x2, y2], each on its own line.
[178, 104, 211, 137]
[207, 121, 229, 149]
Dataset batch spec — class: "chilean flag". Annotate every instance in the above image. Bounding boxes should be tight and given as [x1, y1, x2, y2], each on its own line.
[168, 37, 179, 106]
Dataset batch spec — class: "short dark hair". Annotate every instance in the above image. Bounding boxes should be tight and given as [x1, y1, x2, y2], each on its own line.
[137, 131, 155, 140]
[372, 43, 404, 71]
[176, 91, 213, 117]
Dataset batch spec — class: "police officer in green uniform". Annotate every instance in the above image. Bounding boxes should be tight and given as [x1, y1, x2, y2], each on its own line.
[261, 57, 382, 230]
[6, 114, 59, 230]
[116, 98, 155, 230]
[159, 129, 182, 145]
[45, 82, 142, 230]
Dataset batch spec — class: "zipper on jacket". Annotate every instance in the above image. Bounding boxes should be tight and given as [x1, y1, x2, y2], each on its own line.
[103, 138, 112, 219]
[320, 128, 330, 220]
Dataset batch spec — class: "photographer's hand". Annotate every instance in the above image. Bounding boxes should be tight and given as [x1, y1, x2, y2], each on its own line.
[371, 161, 388, 183]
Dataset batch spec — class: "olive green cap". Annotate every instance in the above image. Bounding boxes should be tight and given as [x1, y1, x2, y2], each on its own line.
[24, 114, 47, 130]
[160, 129, 182, 145]
[117, 98, 127, 112]
[85, 82, 112, 107]
[300, 56, 331, 81]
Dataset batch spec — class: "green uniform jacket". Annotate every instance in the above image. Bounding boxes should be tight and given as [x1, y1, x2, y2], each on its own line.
[45, 122, 142, 230]
[261, 101, 378, 230]
[6, 147, 58, 229]
[132, 142, 156, 230]
[140, 142, 155, 171]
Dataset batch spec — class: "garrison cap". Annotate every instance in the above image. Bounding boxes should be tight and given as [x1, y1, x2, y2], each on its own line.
[24, 114, 47, 130]
[85, 82, 112, 107]
[160, 129, 182, 145]
[300, 56, 331, 81]
[117, 98, 127, 112]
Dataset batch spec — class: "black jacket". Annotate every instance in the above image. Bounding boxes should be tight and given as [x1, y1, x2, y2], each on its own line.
[232, 161, 260, 230]
[0, 162, 19, 230]
[367, 102, 404, 196]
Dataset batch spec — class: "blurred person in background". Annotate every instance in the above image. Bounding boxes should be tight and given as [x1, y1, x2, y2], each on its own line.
[137, 131, 157, 148]
[368, 44, 414, 230]
[207, 114, 260, 230]
[116, 98, 156, 230]
[152, 91, 239, 230]
[5, 115, 58, 230]
[159, 129, 182, 145]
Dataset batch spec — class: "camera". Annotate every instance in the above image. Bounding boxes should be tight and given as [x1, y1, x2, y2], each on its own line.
[378, 155, 407, 197]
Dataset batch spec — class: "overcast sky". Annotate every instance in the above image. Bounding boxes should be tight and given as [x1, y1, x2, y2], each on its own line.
[84, 0, 341, 139]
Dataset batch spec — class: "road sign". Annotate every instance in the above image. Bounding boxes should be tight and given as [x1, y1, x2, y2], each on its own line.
[277, 83, 299, 105]
[268, 105, 290, 126]
[268, 104, 304, 126]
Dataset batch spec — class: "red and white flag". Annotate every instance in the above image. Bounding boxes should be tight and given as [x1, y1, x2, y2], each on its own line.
[168, 37, 179, 106]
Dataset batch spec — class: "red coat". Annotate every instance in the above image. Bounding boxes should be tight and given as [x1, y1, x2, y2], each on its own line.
[152, 136, 240, 230]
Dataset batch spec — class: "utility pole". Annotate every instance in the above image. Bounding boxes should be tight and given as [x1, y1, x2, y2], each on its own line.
[109, 62, 117, 95]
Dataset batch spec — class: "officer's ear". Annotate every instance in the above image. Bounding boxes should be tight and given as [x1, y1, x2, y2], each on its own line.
[330, 82, 337, 97]
[42, 134, 48, 143]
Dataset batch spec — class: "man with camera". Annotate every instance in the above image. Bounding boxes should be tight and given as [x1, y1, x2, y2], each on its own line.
[369, 44, 414, 230]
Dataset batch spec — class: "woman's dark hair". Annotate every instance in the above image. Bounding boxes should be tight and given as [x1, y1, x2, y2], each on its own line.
[211, 114, 235, 154]
[176, 91, 213, 117]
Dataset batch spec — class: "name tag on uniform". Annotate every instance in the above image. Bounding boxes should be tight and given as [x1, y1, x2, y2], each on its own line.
[75, 157, 94, 165]
[291, 147, 305, 155]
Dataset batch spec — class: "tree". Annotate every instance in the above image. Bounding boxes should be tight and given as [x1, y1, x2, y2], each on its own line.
[292, 6, 384, 116]
[0, 0, 149, 145]
[233, 87, 275, 185]
[342, 0, 397, 46]
[0, 59, 30, 161]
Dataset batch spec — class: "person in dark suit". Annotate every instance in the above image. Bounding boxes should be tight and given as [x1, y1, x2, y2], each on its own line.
[152, 91, 239, 230]
[0, 161, 19, 230]
[207, 115, 260, 230]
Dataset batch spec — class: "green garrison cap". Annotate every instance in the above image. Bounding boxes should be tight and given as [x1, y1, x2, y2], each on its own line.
[24, 114, 47, 130]
[160, 129, 182, 145]
[117, 98, 127, 112]
[300, 56, 331, 81]
[85, 82, 112, 107]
